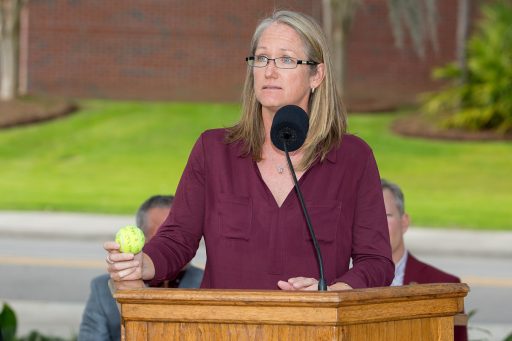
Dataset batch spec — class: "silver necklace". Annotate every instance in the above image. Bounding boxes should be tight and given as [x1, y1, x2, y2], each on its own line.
[271, 154, 287, 175]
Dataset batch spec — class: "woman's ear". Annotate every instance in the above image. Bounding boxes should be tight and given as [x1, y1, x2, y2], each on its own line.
[310, 63, 325, 90]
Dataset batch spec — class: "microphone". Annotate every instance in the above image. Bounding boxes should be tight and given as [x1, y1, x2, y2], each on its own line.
[270, 105, 328, 291]
[270, 105, 309, 152]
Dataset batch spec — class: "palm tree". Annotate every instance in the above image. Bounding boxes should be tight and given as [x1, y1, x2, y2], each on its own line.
[0, 0, 26, 101]
[322, 0, 360, 95]
[455, 0, 471, 83]
[323, 0, 440, 93]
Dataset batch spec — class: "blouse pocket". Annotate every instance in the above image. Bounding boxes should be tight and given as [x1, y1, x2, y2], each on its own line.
[217, 193, 252, 240]
[301, 200, 342, 243]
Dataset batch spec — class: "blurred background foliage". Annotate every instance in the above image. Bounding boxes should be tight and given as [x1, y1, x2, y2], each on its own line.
[422, 0, 512, 133]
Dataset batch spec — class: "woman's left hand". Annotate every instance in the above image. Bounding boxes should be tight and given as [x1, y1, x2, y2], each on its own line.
[278, 277, 353, 291]
[277, 277, 319, 291]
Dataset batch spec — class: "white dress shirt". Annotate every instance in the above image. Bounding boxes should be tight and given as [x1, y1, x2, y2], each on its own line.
[391, 250, 408, 286]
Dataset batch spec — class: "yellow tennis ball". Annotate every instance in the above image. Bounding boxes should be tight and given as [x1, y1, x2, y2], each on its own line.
[115, 225, 145, 254]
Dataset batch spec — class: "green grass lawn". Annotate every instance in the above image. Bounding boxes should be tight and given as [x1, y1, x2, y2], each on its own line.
[0, 100, 510, 230]
[349, 114, 512, 231]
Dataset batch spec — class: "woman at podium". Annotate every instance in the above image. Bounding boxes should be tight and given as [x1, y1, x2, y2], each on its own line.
[104, 10, 393, 291]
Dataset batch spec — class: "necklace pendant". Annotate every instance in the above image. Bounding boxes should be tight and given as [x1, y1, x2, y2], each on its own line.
[277, 166, 284, 174]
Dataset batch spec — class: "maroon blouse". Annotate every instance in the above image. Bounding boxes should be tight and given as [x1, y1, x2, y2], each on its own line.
[144, 129, 393, 289]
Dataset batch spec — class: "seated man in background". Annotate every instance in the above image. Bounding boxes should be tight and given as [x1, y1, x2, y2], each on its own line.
[382, 179, 467, 341]
[78, 195, 204, 341]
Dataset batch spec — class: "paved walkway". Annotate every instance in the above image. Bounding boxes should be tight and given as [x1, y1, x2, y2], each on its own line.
[1, 210, 511, 257]
[1, 211, 511, 340]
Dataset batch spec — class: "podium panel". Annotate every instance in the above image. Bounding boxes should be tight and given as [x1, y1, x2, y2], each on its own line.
[125, 322, 337, 341]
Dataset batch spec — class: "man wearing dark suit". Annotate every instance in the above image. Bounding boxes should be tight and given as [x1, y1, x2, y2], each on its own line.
[382, 179, 467, 341]
[78, 195, 204, 341]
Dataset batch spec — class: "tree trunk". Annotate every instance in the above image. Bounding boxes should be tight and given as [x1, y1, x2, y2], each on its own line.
[456, 0, 470, 83]
[0, 0, 23, 101]
[332, 16, 346, 96]
[1, 33, 19, 100]
[322, 0, 357, 96]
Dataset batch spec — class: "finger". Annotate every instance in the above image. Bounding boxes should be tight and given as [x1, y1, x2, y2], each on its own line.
[110, 270, 132, 281]
[104, 241, 121, 252]
[105, 255, 114, 264]
[118, 266, 142, 280]
[277, 280, 295, 291]
[109, 266, 137, 281]
[118, 266, 136, 279]
[292, 277, 318, 289]
[302, 283, 319, 291]
[107, 259, 139, 273]
[108, 252, 135, 263]
[287, 277, 306, 284]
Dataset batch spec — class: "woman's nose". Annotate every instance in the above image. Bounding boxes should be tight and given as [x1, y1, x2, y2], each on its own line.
[264, 60, 278, 77]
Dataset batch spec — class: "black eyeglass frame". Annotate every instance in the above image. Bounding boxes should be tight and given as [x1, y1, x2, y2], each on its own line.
[245, 56, 319, 69]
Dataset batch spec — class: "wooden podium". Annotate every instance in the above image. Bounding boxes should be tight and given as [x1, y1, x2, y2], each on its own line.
[113, 281, 468, 341]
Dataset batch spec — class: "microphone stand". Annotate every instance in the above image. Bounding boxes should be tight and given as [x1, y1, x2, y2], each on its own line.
[283, 141, 328, 291]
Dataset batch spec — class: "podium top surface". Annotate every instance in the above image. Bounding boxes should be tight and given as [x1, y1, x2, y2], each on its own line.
[112, 281, 468, 326]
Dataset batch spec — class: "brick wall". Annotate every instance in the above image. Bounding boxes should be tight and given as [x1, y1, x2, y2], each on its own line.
[345, 0, 460, 111]
[24, 0, 466, 110]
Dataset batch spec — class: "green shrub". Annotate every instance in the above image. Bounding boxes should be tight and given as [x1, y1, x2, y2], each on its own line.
[0, 303, 16, 341]
[422, 0, 512, 133]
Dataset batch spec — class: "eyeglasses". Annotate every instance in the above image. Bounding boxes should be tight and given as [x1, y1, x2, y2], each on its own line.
[246, 55, 319, 69]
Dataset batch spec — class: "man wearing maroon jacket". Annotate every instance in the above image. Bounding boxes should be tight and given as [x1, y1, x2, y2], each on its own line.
[382, 179, 467, 341]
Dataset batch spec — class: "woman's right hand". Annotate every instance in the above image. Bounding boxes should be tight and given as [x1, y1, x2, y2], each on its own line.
[103, 241, 155, 281]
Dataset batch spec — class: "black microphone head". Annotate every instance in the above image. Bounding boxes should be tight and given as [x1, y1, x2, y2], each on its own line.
[270, 105, 309, 152]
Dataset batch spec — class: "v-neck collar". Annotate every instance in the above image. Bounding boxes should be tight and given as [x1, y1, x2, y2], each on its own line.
[253, 158, 314, 209]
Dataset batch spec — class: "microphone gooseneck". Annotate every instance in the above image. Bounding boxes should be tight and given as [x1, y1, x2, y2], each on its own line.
[271, 105, 327, 291]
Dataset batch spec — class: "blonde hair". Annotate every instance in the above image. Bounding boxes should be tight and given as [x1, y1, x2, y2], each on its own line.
[226, 10, 347, 171]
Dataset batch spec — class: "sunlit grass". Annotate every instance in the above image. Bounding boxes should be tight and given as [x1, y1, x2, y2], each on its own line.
[349, 113, 512, 230]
